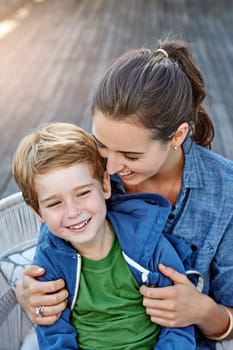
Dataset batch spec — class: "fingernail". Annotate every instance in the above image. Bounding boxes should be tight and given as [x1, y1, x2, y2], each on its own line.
[37, 267, 44, 272]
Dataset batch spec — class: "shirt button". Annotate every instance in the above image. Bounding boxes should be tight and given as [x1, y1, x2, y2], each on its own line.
[168, 213, 175, 220]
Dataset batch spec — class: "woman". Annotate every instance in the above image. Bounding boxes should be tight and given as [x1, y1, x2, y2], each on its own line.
[17, 39, 233, 349]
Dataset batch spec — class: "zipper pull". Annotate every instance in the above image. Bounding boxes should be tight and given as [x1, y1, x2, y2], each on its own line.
[142, 271, 149, 284]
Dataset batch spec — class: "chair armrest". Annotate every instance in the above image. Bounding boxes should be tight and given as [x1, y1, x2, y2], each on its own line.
[0, 285, 17, 325]
[0, 192, 39, 349]
[0, 271, 33, 350]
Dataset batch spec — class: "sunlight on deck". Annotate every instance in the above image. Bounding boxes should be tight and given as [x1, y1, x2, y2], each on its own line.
[0, 0, 47, 40]
[0, 19, 18, 39]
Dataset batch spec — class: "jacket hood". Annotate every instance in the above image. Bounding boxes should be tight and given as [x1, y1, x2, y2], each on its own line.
[106, 193, 171, 267]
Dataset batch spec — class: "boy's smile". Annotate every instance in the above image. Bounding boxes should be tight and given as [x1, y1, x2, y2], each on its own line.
[66, 218, 92, 232]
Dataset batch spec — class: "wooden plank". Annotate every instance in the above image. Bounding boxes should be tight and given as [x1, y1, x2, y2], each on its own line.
[0, 0, 233, 199]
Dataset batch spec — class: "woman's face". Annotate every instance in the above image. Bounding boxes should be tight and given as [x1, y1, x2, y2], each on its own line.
[92, 110, 174, 188]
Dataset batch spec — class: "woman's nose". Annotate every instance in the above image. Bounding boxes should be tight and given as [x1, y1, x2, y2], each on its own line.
[106, 152, 124, 175]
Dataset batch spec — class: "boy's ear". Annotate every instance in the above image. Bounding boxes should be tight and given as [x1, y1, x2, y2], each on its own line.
[102, 171, 111, 199]
[31, 208, 45, 223]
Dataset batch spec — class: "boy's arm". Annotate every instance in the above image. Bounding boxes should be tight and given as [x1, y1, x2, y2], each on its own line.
[34, 277, 79, 349]
[36, 309, 79, 350]
[16, 222, 68, 325]
[151, 235, 196, 350]
[33, 246, 79, 349]
[156, 325, 195, 350]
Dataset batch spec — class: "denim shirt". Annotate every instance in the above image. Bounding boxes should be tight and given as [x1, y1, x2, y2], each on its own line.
[111, 137, 233, 350]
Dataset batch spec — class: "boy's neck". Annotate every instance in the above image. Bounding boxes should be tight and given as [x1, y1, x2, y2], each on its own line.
[73, 220, 114, 261]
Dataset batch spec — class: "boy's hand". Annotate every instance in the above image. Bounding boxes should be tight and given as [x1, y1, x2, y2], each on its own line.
[16, 265, 68, 325]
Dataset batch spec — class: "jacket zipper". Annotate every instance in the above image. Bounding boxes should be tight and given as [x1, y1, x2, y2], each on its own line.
[71, 253, 82, 310]
[122, 251, 150, 284]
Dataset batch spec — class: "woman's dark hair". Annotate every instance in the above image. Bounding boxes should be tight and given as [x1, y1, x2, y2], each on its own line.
[92, 39, 214, 148]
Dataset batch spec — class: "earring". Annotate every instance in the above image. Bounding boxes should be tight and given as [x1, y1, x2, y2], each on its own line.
[173, 146, 177, 150]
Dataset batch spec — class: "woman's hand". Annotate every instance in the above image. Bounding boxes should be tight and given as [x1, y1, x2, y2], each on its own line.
[140, 263, 202, 328]
[16, 265, 69, 325]
[140, 264, 233, 340]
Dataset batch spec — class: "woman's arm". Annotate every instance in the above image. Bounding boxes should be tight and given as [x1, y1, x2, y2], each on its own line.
[140, 264, 233, 340]
[16, 265, 68, 325]
[19, 255, 78, 349]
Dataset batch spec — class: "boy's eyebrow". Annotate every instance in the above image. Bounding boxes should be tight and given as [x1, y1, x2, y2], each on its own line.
[91, 134, 145, 155]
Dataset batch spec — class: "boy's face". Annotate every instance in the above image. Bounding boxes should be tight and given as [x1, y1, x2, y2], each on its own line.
[34, 163, 111, 251]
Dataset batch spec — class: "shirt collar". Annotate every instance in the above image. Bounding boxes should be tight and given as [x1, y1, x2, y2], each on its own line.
[182, 137, 204, 189]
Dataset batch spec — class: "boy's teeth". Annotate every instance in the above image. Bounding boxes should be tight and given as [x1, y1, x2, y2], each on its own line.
[71, 220, 89, 229]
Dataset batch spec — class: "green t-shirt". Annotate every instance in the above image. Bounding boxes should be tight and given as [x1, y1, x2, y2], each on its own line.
[71, 235, 159, 349]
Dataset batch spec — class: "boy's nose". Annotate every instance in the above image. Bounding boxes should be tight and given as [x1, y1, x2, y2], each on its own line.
[65, 201, 82, 218]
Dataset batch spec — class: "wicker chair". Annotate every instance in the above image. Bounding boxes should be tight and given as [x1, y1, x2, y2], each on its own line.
[0, 192, 40, 350]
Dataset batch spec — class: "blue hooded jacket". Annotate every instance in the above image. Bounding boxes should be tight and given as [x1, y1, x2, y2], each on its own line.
[33, 192, 196, 349]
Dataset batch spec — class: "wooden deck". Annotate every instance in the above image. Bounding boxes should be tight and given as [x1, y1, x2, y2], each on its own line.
[0, 0, 233, 199]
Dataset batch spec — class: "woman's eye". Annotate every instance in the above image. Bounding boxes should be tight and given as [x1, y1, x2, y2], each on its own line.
[124, 154, 139, 161]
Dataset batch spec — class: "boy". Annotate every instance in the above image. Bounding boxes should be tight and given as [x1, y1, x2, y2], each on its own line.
[12, 122, 195, 349]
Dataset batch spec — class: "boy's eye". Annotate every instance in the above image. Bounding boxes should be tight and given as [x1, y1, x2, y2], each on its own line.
[47, 201, 61, 208]
[77, 190, 91, 197]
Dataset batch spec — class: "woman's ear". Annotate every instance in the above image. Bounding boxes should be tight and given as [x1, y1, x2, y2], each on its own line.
[102, 171, 112, 199]
[172, 122, 189, 149]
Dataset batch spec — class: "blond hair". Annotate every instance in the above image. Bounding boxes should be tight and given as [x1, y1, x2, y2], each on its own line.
[12, 122, 105, 213]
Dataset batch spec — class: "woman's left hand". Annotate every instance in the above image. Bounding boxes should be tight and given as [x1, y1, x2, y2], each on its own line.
[140, 263, 203, 328]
